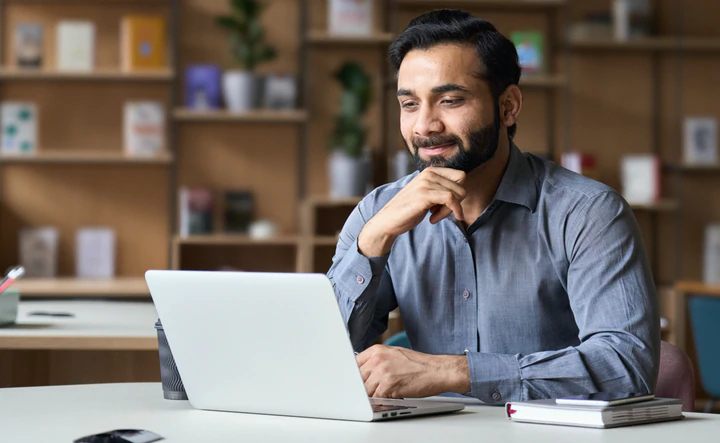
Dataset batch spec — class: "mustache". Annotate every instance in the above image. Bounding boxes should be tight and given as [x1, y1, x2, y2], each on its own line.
[412, 134, 462, 149]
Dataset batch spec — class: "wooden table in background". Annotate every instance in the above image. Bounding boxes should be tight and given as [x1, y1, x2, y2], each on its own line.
[0, 300, 160, 388]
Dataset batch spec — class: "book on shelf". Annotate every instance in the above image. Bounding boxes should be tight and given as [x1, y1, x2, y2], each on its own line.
[76, 227, 116, 279]
[124, 101, 165, 157]
[184, 65, 222, 110]
[512, 31, 544, 75]
[223, 191, 254, 234]
[561, 152, 599, 181]
[15, 23, 44, 68]
[620, 154, 661, 205]
[179, 188, 214, 236]
[19, 227, 59, 278]
[1, 102, 38, 156]
[56, 21, 95, 72]
[121, 15, 167, 72]
[327, 0, 374, 36]
[505, 397, 683, 428]
[683, 116, 718, 166]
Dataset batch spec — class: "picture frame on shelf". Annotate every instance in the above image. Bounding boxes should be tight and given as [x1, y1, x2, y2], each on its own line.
[683, 117, 718, 166]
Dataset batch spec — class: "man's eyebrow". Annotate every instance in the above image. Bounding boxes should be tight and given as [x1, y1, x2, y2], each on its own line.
[397, 88, 413, 97]
[431, 83, 469, 94]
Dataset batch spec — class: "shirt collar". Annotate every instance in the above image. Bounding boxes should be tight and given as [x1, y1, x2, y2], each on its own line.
[492, 143, 538, 212]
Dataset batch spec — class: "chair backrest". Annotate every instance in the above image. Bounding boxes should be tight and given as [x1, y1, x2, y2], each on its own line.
[383, 331, 410, 349]
[656, 340, 695, 412]
[688, 296, 720, 398]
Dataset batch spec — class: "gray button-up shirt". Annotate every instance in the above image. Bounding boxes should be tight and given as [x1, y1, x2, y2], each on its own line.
[328, 144, 659, 404]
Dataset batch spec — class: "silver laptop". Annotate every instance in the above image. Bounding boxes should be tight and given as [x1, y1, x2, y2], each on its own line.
[145, 270, 464, 422]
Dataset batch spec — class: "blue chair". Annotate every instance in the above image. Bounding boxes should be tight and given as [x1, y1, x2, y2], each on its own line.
[688, 296, 720, 413]
[384, 331, 410, 349]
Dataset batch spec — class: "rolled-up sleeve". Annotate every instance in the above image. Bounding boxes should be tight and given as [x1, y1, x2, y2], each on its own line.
[327, 200, 397, 351]
[465, 191, 659, 404]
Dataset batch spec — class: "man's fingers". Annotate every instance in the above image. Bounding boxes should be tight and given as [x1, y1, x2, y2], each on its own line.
[425, 167, 466, 185]
[428, 190, 464, 222]
[364, 373, 380, 397]
[422, 172, 467, 201]
[356, 344, 385, 367]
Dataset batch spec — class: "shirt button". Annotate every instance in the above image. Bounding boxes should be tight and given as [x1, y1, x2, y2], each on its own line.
[356, 275, 365, 285]
[462, 237, 468, 243]
[463, 348, 469, 353]
[492, 391, 502, 401]
[462, 289, 470, 299]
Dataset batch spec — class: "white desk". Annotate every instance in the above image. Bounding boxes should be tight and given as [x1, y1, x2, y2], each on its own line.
[0, 300, 158, 350]
[0, 383, 718, 443]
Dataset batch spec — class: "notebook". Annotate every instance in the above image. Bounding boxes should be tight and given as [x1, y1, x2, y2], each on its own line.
[505, 398, 683, 428]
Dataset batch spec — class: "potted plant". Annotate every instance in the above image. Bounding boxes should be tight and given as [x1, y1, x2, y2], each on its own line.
[328, 62, 372, 198]
[216, 0, 277, 111]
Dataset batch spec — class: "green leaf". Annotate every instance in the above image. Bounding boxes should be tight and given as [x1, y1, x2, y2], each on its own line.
[215, 16, 246, 32]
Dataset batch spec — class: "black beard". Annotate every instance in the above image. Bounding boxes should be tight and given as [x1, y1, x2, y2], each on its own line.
[406, 110, 500, 173]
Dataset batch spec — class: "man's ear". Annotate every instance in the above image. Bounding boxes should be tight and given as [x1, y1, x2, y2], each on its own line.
[499, 85, 522, 129]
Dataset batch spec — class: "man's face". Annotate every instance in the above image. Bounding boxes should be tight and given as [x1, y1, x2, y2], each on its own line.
[397, 43, 500, 172]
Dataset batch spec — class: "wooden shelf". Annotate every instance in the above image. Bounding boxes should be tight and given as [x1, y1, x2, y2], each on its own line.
[313, 236, 340, 246]
[0, 67, 173, 81]
[174, 235, 301, 246]
[568, 37, 720, 52]
[173, 108, 308, 123]
[629, 200, 678, 212]
[305, 196, 363, 207]
[0, 151, 173, 165]
[395, 0, 566, 10]
[675, 281, 720, 297]
[519, 75, 567, 88]
[14, 278, 150, 298]
[306, 30, 395, 45]
[676, 164, 720, 172]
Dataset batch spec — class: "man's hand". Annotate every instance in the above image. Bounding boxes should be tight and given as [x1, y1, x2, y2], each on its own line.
[356, 344, 470, 399]
[358, 167, 467, 257]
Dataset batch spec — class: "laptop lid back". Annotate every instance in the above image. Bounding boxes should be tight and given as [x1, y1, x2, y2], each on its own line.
[145, 270, 374, 421]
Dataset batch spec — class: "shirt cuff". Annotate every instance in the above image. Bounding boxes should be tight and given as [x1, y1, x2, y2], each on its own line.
[334, 239, 389, 303]
[466, 351, 523, 404]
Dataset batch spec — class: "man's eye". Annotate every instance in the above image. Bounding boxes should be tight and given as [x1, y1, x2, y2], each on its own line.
[442, 99, 464, 105]
[402, 102, 418, 109]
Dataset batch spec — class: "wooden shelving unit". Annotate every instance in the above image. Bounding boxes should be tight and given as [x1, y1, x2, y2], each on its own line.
[568, 37, 720, 52]
[0, 67, 174, 81]
[14, 277, 150, 298]
[306, 30, 395, 45]
[173, 108, 308, 123]
[519, 75, 567, 88]
[0, 151, 173, 165]
[629, 200, 679, 212]
[174, 235, 300, 246]
[394, 0, 567, 10]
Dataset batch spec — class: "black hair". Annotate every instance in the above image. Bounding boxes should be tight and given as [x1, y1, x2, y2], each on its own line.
[389, 9, 521, 139]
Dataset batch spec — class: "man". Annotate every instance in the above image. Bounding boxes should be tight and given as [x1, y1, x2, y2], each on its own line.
[327, 9, 659, 404]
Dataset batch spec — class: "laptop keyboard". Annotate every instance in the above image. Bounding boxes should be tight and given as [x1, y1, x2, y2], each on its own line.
[371, 404, 417, 412]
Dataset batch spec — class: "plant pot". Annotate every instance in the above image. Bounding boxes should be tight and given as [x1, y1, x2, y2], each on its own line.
[329, 150, 368, 198]
[222, 70, 257, 112]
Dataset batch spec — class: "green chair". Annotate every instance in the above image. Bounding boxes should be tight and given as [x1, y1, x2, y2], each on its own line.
[688, 296, 720, 413]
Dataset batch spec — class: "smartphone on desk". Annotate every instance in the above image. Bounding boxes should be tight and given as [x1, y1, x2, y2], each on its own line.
[555, 392, 655, 407]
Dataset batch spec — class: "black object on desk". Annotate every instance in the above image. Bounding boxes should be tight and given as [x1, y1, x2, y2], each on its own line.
[27, 311, 75, 317]
[74, 429, 164, 443]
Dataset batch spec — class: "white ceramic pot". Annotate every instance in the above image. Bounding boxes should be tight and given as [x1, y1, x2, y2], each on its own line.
[222, 70, 257, 111]
[329, 150, 367, 198]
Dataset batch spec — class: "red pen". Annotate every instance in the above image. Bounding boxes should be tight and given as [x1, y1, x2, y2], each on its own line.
[0, 266, 25, 295]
